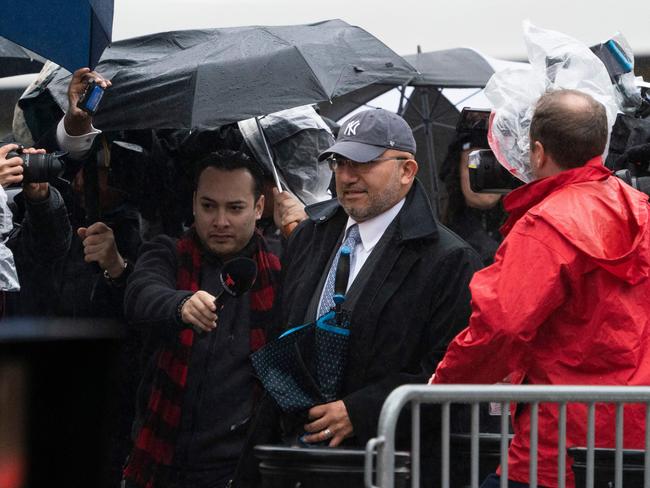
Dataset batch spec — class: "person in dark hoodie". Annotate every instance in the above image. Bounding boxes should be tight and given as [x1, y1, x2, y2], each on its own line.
[440, 143, 504, 266]
[432, 89, 650, 488]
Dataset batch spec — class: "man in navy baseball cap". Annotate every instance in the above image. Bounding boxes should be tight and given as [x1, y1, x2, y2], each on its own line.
[317, 108, 419, 222]
[239, 106, 479, 488]
[318, 108, 417, 163]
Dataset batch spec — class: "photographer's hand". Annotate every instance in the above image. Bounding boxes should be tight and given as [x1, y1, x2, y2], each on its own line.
[0, 144, 24, 188]
[77, 222, 125, 278]
[459, 149, 501, 210]
[272, 188, 307, 238]
[64, 67, 112, 136]
[20, 148, 49, 201]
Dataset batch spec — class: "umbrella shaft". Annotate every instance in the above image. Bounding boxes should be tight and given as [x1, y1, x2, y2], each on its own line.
[254, 116, 283, 192]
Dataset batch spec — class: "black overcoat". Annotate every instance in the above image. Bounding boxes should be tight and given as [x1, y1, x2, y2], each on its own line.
[278, 180, 481, 441]
[235, 180, 481, 486]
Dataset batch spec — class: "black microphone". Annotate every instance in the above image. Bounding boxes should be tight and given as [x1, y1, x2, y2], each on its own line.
[192, 257, 257, 335]
[215, 256, 258, 307]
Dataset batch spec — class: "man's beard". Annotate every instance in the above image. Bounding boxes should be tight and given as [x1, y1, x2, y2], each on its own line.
[339, 181, 402, 222]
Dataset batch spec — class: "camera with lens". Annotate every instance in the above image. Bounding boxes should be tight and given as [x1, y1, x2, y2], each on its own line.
[455, 108, 523, 193]
[468, 150, 523, 194]
[5, 146, 67, 184]
[612, 142, 650, 196]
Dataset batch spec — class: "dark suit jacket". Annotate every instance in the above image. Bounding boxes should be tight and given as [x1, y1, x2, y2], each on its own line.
[278, 180, 481, 442]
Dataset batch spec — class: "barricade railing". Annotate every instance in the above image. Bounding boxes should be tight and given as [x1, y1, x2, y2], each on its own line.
[364, 384, 650, 488]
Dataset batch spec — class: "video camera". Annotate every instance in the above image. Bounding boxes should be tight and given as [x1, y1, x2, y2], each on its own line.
[4, 145, 67, 184]
[612, 142, 650, 196]
[456, 107, 523, 194]
[468, 150, 524, 194]
[592, 35, 650, 197]
[458, 35, 650, 197]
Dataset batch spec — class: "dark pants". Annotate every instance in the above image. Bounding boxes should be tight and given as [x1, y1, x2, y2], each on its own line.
[123, 479, 230, 488]
[480, 473, 532, 488]
[122, 461, 236, 488]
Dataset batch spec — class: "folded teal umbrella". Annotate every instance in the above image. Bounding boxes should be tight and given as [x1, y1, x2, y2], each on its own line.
[252, 247, 353, 413]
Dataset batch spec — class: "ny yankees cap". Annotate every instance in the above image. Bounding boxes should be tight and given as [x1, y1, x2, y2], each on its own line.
[318, 108, 417, 163]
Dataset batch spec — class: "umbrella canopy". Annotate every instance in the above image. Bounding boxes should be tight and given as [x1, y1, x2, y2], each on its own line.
[239, 105, 335, 205]
[401, 86, 461, 203]
[318, 47, 495, 121]
[0, 0, 113, 72]
[318, 48, 516, 214]
[30, 19, 416, 131]
[0, 37, 45, 78]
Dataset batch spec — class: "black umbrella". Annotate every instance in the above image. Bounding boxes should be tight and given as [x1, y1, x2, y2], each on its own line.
[0, 37, 45, 78]
[27, 19, 416, 132]
[238, 105, 335, 205]
[318, 47, 499, 212]
[318, 47, 495, 119]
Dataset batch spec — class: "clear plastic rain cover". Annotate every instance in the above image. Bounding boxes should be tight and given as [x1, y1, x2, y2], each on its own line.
[485, 21, 619, 183]
[0, 187, 19, 291]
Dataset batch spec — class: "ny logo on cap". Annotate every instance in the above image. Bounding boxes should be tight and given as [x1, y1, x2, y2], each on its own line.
[343, 119, 361, 136]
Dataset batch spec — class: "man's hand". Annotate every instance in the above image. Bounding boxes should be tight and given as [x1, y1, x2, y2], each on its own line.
[77, 222, 124, 276]
[64, 67, 112, 136]
[0, 144, 24, 188]
[459, 149, 501, 210]
[23, 182, 49, 202]
[181, 291, 218, 332]
[272, 188, 307, 238]
[303, 400, 354, 447]
[20, 147, 49, 201]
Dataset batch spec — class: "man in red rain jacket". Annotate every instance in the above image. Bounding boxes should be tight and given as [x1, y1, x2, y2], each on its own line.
[431, 89, 650, 488]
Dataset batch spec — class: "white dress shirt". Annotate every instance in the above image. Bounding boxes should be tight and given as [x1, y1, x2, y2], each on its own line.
[55, 118, 101, 160]
[344, 197, 405, 287]
[316, 197, 406, 314]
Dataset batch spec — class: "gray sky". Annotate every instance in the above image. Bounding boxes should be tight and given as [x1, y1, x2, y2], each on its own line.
[114, 0, 650, 59]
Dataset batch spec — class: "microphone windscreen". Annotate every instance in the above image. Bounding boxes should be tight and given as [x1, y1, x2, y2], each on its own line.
[220, 257, 258, 296]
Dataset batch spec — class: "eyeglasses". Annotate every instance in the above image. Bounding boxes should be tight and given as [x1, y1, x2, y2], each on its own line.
[327, 156, 408, 172]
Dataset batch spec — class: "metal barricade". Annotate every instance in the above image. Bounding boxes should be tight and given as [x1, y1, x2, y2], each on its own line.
[364, 385, 650, 488]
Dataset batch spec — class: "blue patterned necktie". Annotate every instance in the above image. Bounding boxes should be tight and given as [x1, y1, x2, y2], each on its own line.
[317, 224, 361, 318]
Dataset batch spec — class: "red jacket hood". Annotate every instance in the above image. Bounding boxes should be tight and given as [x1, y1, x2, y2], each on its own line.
[502, 157, 650, 284]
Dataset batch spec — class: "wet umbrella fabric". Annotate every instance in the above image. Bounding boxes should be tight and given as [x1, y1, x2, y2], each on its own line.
[317, 48, 509, 212]
[25, 19, 416, 131]
[0, 0, 113, 72]
[318, 47, 496, 121]
[238, 105, 335, 205]
[0, 37, 45, 78]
